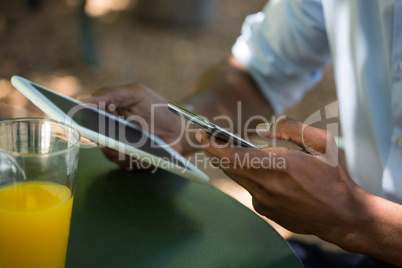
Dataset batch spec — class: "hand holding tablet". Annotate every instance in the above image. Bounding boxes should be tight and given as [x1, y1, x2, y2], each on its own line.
[11, 76, 209, 183]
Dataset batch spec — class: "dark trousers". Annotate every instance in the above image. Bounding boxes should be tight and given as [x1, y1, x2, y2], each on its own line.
[288, 240, 398, 268]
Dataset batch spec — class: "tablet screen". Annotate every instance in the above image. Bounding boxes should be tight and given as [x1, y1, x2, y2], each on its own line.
[32, 84, 188, 169]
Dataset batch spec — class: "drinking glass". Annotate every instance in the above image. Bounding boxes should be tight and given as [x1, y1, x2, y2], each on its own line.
[0, 118, 80, 268]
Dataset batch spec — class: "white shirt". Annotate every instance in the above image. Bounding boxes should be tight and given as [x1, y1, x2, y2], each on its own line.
[232, 0, 402, 202]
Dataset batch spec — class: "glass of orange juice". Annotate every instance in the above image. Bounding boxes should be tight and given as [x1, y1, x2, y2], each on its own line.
[0, 118, 80, 268]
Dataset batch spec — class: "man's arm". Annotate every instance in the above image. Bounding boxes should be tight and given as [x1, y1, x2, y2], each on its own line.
[346, 194, 402, 266]
[83, 0, 330, 156]
[81, 54, 274, 158]
[171, 0, 333, 154]
[195, 118, 402, 266]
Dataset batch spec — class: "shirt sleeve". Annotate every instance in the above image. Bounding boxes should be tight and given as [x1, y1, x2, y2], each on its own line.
[232, 0, 332, 113]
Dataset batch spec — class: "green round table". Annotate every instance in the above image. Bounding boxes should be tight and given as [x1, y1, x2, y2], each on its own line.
[66, 148, 303, 268]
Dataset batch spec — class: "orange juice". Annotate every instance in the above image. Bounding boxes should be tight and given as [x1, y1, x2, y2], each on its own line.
[0, 181, 73, 268]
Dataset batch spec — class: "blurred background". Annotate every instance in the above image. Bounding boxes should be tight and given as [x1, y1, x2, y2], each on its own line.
[0, 0, 339, 250]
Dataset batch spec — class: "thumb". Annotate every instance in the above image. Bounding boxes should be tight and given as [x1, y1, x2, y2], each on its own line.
[77, 86, 136, 108]
[77, 86, 118, 105]
[77, 94, 97, 103]
[256, 117, 333, 155]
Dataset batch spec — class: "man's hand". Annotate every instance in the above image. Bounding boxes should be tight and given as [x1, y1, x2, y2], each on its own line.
[195, 117, 370, 250]
[80, 83, 184, 170]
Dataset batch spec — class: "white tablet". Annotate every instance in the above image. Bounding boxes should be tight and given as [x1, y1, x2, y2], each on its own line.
[11, 76, 209, 183]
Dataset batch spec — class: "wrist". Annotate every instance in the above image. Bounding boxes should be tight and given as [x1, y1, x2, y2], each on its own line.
[316, 186, 373, 253]
[332, 188, 402, 258]
[335, 188, 375, 252]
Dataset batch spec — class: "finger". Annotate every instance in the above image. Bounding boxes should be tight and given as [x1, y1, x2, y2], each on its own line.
[79, 83, 146, 108]
[252, 197, 273, 217]
[222, 172, 282, 221]
[76, 95, 93, 102]
[256, 117, 333, 155]
[195, 131, 235, 158]
[196, 131, 292, 176]
[195, 131, 259, 169]
[77, 91, 111, 104]
[223, 170, 273, 202]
